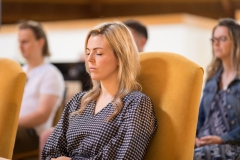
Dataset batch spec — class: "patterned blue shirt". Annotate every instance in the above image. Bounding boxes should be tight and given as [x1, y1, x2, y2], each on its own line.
[42, 91, 157, 160]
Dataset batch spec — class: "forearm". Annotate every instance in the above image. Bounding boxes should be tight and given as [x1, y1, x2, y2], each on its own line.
[19, 94, 59, 128]
[19, 111, 49, 128]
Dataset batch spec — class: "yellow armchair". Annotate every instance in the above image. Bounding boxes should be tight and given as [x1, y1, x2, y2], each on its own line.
[0, 58, 26, 159]
[139, 52, 204, 160]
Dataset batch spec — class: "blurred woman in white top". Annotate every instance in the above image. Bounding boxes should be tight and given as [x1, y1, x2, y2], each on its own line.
[13, 20, 65, 155]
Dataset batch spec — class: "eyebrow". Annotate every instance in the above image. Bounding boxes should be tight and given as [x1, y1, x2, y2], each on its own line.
[86, 47, 103, 50]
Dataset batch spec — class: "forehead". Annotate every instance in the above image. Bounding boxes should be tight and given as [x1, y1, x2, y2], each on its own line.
[87, 35, 108, 47]
[18, 29, 35, 39]
[213, 26, 230, 36]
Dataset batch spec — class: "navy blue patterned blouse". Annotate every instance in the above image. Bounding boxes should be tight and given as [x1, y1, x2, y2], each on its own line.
[41, 91, 157, 160]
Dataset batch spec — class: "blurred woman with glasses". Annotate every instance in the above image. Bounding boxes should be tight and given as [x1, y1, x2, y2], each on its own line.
[194, 18, 240, 159]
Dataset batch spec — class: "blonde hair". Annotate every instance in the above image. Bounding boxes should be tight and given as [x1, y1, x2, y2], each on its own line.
[206, 18, 240, 81]
[73, 21, 141, 120]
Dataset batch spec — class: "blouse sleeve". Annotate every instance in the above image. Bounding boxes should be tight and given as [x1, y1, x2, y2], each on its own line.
[221, 127, 240, 145]
[87, 94, 158, 160]
[41, 92, 84, 160]
[196, 99, 205, 136]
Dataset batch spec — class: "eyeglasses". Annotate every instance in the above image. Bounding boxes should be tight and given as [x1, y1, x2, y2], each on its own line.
[210, 36, 229, 43]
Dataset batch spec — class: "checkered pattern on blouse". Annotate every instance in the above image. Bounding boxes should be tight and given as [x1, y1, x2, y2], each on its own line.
[41, 91, 157, 160]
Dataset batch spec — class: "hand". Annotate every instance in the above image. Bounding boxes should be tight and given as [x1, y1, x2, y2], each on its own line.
[51, 156, 71, 160]
[198, 135, 223, 147]
[195, 138, 201, 147]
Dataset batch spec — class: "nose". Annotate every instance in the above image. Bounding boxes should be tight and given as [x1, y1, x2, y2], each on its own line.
[87, 52, 95, 62]
[212, 39, 220, 47]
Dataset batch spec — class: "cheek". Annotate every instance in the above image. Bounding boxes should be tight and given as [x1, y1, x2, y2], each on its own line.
[24, 44, 29, 49]
[112, 61, 119, 72]
[224, 43, 232, 52]
[104, 59, 118, 72]
[24, 44, 31, 50]
[21, 45, 28, 51]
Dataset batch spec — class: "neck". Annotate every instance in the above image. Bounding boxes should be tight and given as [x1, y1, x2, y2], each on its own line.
[26, 56, 44, 72]
[100, 79, 118, 99]
[221, 58, 235, 74]
[220, 58, 236, 90]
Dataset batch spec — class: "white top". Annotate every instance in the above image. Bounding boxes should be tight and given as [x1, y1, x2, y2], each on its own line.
[20, 63, 65, 135]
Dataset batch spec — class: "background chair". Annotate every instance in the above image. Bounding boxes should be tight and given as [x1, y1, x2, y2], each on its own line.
[139, 52, 204, 160]
[52, 87, 67, 127]
[0, 58, 26, 159]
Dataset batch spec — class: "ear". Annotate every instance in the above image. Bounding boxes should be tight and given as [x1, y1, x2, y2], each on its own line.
[38, 38, 45, 49]
[140, 37, 147, 47]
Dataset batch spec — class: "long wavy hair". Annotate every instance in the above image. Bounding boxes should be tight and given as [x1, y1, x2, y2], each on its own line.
[206, 18, 240, 81]
[73, 21, 141, 120]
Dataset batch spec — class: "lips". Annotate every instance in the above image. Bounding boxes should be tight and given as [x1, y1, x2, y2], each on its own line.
[89, 67, 96, 71]
[214, 50, 220, 52]
[214, 48, 221, 52]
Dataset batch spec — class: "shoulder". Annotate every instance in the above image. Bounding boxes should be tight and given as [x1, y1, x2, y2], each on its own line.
[66, 91, 87, 112]
[124, 91, 150, 100]
[42, 63, 61, 74]
[68, 91, 87, 104]
[121, 91, 155, 121]
[204, 69, 222, 88]
[203, 78, 216, 93]
[40, 63, 64, 80]
[123, 91, 153, 109]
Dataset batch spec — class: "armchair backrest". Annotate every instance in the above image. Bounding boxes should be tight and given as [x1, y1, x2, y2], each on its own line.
[139, 52, 203, 160]
[52, 87, 67, 127]
[0, 58, 26, 159]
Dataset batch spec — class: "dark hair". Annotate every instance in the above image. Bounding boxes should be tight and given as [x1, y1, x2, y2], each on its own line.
[123, 19, 148, 40]
[206, 18, 240, 80]
[19, 20, 50, 57]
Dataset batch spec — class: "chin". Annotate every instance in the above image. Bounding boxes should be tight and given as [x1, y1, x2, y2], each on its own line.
[90, 76, 100, 81]
[215, 56, 223, 59]
[214, 53, 223, 59]
[21, 55, 28, 59]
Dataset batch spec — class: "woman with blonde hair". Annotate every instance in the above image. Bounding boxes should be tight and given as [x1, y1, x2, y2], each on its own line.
[194, 18, 240, 159]
[42, 21, 157, 160]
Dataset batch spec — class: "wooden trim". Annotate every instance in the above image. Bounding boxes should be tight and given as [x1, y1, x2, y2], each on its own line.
[235, 10, 240, 21]
[220, 0, 233, 17]
[2, 0, 219, 3]
[2, 0, 89, 4]
[0, 13, 217, 34]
